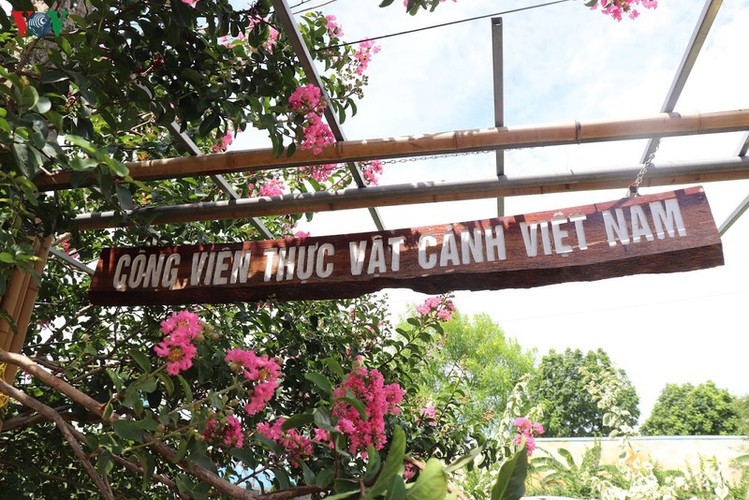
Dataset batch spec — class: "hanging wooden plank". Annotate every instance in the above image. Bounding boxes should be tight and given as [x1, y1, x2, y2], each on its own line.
[88, 187, 723, 306]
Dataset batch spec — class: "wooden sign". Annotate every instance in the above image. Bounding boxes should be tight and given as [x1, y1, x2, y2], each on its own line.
[89, 187, 723, 306]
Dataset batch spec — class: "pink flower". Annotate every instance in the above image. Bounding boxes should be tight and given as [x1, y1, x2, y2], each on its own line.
[181, 0, 198, 6]
[289, 84, 325, 115]
[331, 365, 405, 455]
[361, 160, 383, 186]
[204, 415, 244, 449]
[353, 40, 381, 76]
[225, 348, 282, 415]
[325, 15, 344, 38]
[404, 463, 415, 480]
[212, 130, 233, 153]
[591, 0, 656, 21]
[420, 405, 438, 427]
[257, 418, 314, 467]
[258, 177, 285, 197]
[300, 113, 334, 155]
[514, 416, 544, 456]
[415, 296, 455, 322]
[300, 163, 337, 183]
[294, 231, 310, 239]
[154, 310, 204, 375]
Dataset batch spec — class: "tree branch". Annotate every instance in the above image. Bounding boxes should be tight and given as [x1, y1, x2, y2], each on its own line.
[0, 350, 260, 499]
[0, 378, 116, 499]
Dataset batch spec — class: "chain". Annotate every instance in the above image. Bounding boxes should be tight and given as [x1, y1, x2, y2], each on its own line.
[380, 150, 495, 165]
[628, 138, 661, 198]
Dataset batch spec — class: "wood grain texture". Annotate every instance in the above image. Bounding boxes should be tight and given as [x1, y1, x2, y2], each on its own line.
[89, 188, 723, 306]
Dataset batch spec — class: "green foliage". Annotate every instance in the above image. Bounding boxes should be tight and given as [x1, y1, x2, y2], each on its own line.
[415, 313, 536, 435]
[530, 348, 639, 437]
[733, 394, 749, 436]
[641, 381, 740, 436]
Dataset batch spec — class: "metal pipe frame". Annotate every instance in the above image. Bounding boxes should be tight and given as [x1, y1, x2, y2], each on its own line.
[74, 156, 749, 230]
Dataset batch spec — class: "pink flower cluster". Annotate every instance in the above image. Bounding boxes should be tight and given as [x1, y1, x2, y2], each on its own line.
[289, 84, 335, 155]
[225, 348, 282, 415]
[415, 296, 456, 322]
[212, 130, 233, 153]
[300, 163, 337, 183]
[513, 417, 544, 456]
[204, 414, 244, 449]
[353, 40, 381, 76]
[361, 160, 383, 185]
[325, 15, 343, 38]
[258, 177, 285, 197]
[331, 364, 405, 455]
[590, 0, 658, 21]
[257, 418, 313, 467]
[154, 310, 204, 375]
[181, 0, 199, 7]
[420, 405, 438, 427]
[300, 113, 335, 155]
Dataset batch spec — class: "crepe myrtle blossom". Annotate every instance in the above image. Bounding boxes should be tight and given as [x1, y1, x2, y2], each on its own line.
[154, 310, 205, 375]
[257, 418, 314, 467]
[514, 416, 545, 456]
[361, 159, 383, 185]
[589, 0, 658, 21]
[181, 0, 199, 6]
[212, 130, 233, 153]
[416, 296, 456, 322]
[204, 414, 244, 449]
[225, 348, 282, 415]
[353, 40, 381, 76]
[329, 361, 405, 455]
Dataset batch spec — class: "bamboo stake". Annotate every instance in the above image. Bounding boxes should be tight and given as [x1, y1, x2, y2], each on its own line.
[3, 236, 52, 385]
[35, 109, 749, 191]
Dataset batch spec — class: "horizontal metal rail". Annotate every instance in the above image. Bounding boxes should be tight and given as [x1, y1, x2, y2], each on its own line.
[74, 156, 749, 230]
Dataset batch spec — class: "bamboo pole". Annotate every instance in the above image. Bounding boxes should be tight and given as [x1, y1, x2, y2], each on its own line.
[1, 236, 52, 386]
[35, 109, 749, 191]
[73, 156, 749, 230]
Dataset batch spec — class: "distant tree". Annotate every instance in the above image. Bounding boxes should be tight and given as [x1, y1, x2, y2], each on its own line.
[734, 394, 749, 436]
[641, 382, 740, 436]
[415, 312, 536, 434]
[531, 348, 640, 437]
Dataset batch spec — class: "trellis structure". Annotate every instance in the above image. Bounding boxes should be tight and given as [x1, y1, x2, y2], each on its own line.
[1, 0, 747, 496]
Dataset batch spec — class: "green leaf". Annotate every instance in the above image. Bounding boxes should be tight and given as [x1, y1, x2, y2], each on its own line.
[158, 372, 175, 395]
[102, 402, 113, 421]
[323, 357, 345, 378]
[490, 446, 528, 500]
[305, 371, 334, 394]
[367, 425, 406, 498]
[65, 134, 97, 153]
[316, 467, 335, 488]
[379, 0, 396, 6]
[313, 407, 336, 432]
[174, 435, 191, 463]
[177, 375, 193, 402]
[41, 70, 70, 84]
[336, 396, 367, 421]
[12, 143, 42, 178]
[445, 443, 485, 473]
[130, 350, 152, 373]
[385, 476, 406, 500]
[363, 445, 382, 482]
[0, 253, 15, 264]
[301, 461, 316, 486]
[96, 451, 114, 476]
[281, 412, 314, 431]
[405, 458, 447, 500]
[21, 86, 39, 110]
[33, 97, 51, 114]
[140, 451, 156, 490]
[70, 157, 98, 171]
[112, 420, 144, 442]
